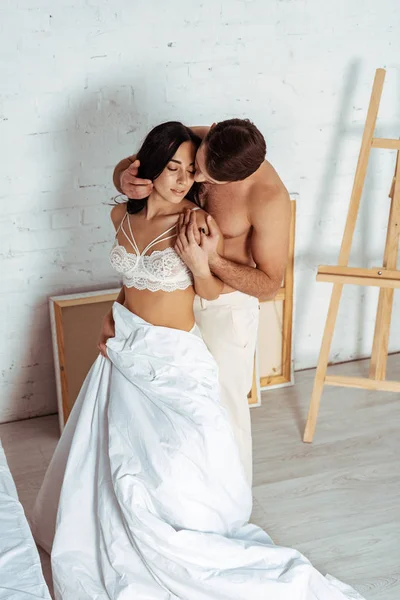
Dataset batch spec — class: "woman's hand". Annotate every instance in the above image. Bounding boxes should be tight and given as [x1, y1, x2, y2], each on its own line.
[177, 210, 201, 244]
[198, 214, 221, 266]
[175, 211, 210, 278]
[97, 310, 115, 358]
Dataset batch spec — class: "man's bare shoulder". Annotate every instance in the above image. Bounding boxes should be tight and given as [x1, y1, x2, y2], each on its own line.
[249, 161, 290, 211]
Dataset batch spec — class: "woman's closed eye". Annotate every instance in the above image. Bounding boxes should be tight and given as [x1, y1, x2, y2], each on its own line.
[167, 167, 195, 175]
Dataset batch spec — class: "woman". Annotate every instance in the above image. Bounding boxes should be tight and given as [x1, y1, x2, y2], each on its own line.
[32, 122, 364, 599]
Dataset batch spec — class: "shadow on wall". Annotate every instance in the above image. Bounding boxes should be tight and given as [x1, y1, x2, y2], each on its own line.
[294, 60, 400, 372]
[9, 78, 148, 423]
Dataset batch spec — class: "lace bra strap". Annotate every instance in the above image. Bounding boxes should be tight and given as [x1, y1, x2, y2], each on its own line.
[119, 206, 201, 256]
[115, 211, 127, 235]
[116, 212, 140, 254]
[123, 214, 141, 255]
[143, 206, 201, 252]
[142, 224, 178, 255]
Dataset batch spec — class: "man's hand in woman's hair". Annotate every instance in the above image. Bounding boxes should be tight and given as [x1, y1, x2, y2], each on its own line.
[120, 160, 153, 199]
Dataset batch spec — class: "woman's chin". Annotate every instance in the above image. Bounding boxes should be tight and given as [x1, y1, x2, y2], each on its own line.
[164, 192, 188, 204]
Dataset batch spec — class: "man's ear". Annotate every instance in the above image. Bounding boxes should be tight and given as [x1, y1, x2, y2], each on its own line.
[210, 122, 216, 129]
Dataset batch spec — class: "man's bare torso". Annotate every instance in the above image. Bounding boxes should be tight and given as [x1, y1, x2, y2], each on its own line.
[201, 180, 253, 294]
[200, 161, 284, 292]
[201, 181, 253, 263]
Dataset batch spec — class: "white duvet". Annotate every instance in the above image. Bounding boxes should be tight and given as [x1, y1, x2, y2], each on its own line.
[0, 440, 50, 600]
[32, 303, 365, 599]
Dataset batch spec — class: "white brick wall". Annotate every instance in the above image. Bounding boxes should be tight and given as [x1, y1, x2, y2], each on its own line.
[1, 0, 400, 422]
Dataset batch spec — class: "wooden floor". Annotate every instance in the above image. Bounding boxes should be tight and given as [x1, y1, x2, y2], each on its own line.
[1, 355, 399, 600]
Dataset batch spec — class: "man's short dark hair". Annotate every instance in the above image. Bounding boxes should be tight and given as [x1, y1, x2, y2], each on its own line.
[204, 119, 266, 182]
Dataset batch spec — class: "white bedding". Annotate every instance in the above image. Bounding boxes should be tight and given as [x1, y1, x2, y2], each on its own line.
[32, 303, 364, 599]
[0, 440, 50, 600]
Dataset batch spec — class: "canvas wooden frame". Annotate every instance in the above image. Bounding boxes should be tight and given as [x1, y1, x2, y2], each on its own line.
[248, 199, 296, 406]
[50, 289, 120, 431]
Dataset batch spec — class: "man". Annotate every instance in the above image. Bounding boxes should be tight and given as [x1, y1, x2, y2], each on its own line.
[110, 119, 290, 486]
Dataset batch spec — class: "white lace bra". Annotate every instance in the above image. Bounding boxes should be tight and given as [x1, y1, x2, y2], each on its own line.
[109, 208, 200, 292]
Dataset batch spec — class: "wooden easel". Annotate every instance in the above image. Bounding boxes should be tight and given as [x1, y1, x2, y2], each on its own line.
[303, 68, 400, 443]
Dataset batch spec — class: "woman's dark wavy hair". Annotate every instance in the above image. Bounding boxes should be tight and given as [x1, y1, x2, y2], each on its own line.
[125, 121, 201, 215]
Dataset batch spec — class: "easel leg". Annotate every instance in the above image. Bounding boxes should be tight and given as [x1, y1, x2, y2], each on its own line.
[370, 152, 400, 380]
[303, 283, 343, 442]
[369, 288, 394, 380]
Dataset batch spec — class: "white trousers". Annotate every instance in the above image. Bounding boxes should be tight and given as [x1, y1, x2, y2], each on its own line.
[194, 291, 259, 487]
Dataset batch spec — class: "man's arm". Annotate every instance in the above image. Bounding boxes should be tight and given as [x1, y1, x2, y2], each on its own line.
[208, 185, 291, 301]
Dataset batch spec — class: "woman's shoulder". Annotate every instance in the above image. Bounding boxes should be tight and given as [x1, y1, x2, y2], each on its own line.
[179, 200, 207, 216]
[110, 201, 127, 229]
[188, 205, 212, 235]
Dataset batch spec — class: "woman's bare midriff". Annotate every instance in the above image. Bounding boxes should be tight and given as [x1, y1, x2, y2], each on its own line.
[123, 287, 196, 332]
